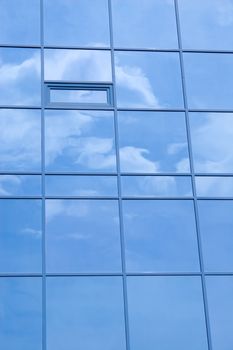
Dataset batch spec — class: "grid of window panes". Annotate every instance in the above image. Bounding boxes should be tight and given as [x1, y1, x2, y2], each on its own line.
[1, 1, 233, 349]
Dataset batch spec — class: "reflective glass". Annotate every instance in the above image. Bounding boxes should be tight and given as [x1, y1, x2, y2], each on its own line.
[45, 175, 118, 197]
[121, 176, 192, 197]
[0, 48, 41, 106]
[47, 277, 126, 350]
[189, 113, 233, 173]
[0, 200, 42, 273]
[45, 110, 116, 172]
[0, 109, 41, 171]
[206, 276, 233, 350]
[44, 0, 110, 47]
[118, 111, 190, 173]
[184, 53, 233, 109]
[198, 200, 233, 272]
[122, 200, 199, 272]
[0, 0, 40, 45]
[115, 51, 184, 108]
[50, 89, 108, 104]
[112, 0, 178, 49]
[196, 176, 233, 197]
[127, 276, 208, 350]
[0, 277, 42, 350]
[46, 200, 121, 272]
[178, 0, 233, 50]
[44, 49, 112, 82]
[0, 175, 41, 196]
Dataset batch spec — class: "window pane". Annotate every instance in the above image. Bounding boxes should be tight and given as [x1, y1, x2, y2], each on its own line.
[118, 111, 190, 173]
[44, 0, 110, 47]
[0, 277, 42, 350]
[45, 110, 116, 172]
[0, 200, 42, 273]
[112, 0, 178, 49]
[0, 175, 41, 196]
[184, 53, 233, 109]
[115, 51, 184, 108]
[47, 277, 126, 350]
[198, 200, 233, 272]
[189, 113, 233, 173]
[122, 200, 199, 272]
[127, 276, 208, 350]
[206, 276, 233, 350]
[46, 200, 121, 272]
[196, 176, 233, 197]
[0, 109, 41, 171]
[44, 49, 112, 82]
[0, 0, 40, 45]
[50, 89, 108, 104]
[121, 176, 192, 197]
[45, 175, 118, 197]
[178, 0, 233, 50]
[0, 48, 41, 106]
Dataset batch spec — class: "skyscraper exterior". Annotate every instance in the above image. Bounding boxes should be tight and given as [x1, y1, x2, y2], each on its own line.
[0, 1, 233, 349]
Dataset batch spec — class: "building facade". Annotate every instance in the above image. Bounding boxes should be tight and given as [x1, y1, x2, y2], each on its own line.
[0, 0, 233, 349]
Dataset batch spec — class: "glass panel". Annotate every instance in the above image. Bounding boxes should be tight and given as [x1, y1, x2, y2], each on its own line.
[115, 51, 184, 108]
[118, 111, 190, 173]
[46, 200, 121, 272]
[198, 200, 233, 272]
[0, 277, 42, 350]
[178, 0, 233, 50]
[45, 175, 118, 197]
[50, 89, 108, 104]
[196, 176, 233, 197]
[44, 49, 112, 82]
[44, 0, 110, 47]
[184, 53, 233, 109]
[121, 176, 192, 197]
[127, 276, 208, 350]
[206, 276, 233, 350]
[122, 200, 199, 272]
[0, 200, 42, 273]
[45, 110, 116, 172]
[0, 48, 41, 106]
[0, 109, 41, 171]
[0, 0, 40, 45]
[0, 175, 41, 196]
[47, 277, 126, 350]
[189, 113, 233, 173]
[112, 0, 178, 49]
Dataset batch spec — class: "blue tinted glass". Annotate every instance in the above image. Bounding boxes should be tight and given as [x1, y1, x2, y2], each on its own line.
[206, 276, 233, 350]
[178, 0, 233, 50]
[184, 54, 233, 109]
[50, 89, 108, 105]
[47, 277, 126, 350]
[115, 52, 183, 108]
[196, 176, 233, 197]
[112, 0, 178, 49]
[127, 276, 208, 350]
[118, 111, 190, 173]
[44, 49, 112, 82]
[45, 175, 118, 197]
[123, 200, 199, 272]
[189, 113, 233, 173]
[45, 110, 116, 172]
[121, 176, 192, 197]
[46, 200, 121, 272]
[198, 200, 233, 272]
[0, 200, 42, 273]
[0, 175, 41, 196]
[44, 0, 110, 47]
[0, 277, 42, 350]
[0, 109, 41, 171]
[0, 0, 40, 45]
[0, 48, 41, 106]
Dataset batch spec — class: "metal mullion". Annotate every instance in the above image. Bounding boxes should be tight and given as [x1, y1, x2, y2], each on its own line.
[174, 1, 213, 350]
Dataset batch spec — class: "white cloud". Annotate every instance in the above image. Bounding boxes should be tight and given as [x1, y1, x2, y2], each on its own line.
[120, 146, 159, 172]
